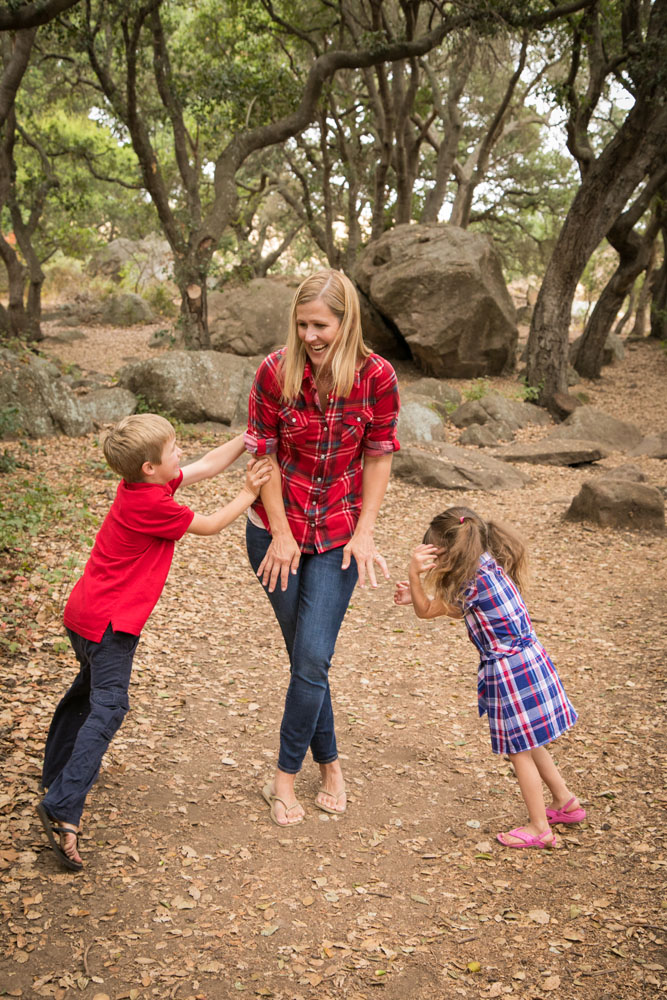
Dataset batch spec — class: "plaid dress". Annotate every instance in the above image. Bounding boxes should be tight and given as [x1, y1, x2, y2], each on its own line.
[462, 553, 577, 755]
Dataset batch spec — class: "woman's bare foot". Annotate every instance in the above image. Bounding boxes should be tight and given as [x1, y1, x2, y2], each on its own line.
[315, 760, 347, 814]
[59, 824, 83, 866]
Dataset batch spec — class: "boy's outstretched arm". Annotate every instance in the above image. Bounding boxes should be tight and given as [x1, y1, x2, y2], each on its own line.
[180, 433, 247, 488]
[187, 457, 271, 536]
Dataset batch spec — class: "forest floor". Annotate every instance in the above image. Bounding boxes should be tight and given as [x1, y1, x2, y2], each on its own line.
[1, 324, 666, 1000]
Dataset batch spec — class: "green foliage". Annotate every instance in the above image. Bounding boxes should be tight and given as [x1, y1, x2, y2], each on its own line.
[0, 479, 95, 555]
[518, 376, 543, 402]
[463, 378, 490, 401]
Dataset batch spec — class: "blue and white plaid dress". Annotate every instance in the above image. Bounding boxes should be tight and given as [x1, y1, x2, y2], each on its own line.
[462, 553, 577, 755]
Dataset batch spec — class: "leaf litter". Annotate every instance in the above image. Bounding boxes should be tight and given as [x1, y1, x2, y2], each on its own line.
[0, 331, 666, 998]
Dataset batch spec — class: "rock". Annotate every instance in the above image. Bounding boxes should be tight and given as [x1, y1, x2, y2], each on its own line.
[0, 348, 92, 438]
[88, 234, 173, 285]
[78, 388, 137, 427]
[44, 328, 87, 343]
[355, 223, 517, 378]
[405, 377, 462, 415]
[551, 391, 583, 421]
[548, 406, 642, 451]
[598, 463, 647, 482]
[358, 287, 411, 359]
[494, 439, 610, 466]
[570, 331, 625, 367]
[565, 479, 665, 530]
[397, 394, 447, 444]
[116, 350, 261, 426]
[207, 277, 296, 356]
[630, 430, 667, 459]
[459, 424, 502, 447]
[392, 443, 531, 491]
[450, 391, 552, 431]
[99, 293, 157, 327]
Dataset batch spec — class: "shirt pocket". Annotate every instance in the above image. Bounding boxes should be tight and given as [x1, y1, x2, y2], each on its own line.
[278, 405, 310, 442]
[341, 405, 373, 443]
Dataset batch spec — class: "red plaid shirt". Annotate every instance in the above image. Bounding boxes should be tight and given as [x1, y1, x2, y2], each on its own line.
[245, 350, 400, 553]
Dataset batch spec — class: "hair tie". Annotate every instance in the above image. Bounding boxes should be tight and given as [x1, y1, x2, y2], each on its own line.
[459, 516, 465, 523]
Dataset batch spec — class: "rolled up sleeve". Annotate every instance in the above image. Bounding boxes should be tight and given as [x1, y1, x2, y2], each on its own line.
[246, 355, 282, 456]
[363, 360, 401, 455]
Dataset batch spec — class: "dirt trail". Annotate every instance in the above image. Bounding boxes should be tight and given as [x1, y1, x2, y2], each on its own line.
[1, 331, 666, 999]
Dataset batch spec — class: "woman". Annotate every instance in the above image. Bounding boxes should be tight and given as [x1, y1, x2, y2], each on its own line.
[244, 269, 400, 826]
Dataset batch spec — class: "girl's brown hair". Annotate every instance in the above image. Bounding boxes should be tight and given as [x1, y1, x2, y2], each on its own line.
[279, 269, 371, 402]
[423, 506, 528, 605]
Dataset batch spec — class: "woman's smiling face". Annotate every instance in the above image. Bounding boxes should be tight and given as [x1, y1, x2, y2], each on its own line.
[296, 299, 341, 369]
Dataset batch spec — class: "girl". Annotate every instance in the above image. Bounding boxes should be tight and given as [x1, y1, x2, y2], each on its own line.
[245, 269, 400, 826]
[394, 505, 585, 849]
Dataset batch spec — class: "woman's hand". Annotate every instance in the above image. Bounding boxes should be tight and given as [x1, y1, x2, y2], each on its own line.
[257, 531, 301, 593]
[409, 543, 440, 577]
[393, 581, 413, 606]
[342, 530, 389, 589]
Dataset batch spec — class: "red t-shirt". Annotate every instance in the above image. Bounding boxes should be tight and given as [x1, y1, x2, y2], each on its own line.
[64, 472, 194, 641]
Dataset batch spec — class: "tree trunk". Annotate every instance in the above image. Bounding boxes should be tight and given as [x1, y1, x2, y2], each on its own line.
[649, 231, 667, 340]
[629, 247, 657, 340]
[174, 254, 211, 350]
[527, 97, 667, 408]
[0, 236, 29, 339]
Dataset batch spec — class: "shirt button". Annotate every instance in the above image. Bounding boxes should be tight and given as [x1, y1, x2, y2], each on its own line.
[357, 416, 361, 421]
[317, 477, 322, 482]
[292, 417, 296, 423]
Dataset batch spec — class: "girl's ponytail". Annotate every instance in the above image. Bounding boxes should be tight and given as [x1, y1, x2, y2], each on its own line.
[486, 520, 528, 593]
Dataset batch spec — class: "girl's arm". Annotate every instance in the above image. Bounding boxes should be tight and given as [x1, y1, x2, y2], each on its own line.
[180, 433, 246, 488]
[341, 453, 393, 588]
[398, 544, 464, 620]
[254, 454, 301, 592]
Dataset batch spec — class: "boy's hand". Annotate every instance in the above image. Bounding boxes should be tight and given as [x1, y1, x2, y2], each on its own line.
[244, 457, 272, 497]
[409, 543, 440, 576]
[393, 581, 413, 606]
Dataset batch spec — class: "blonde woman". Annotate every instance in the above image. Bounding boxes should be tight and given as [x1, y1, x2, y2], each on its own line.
[245, 270, 400, 826]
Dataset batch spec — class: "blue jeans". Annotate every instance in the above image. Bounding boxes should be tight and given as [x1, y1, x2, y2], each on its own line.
[246, 520, 358, 774]
[41, 624, 139, 825]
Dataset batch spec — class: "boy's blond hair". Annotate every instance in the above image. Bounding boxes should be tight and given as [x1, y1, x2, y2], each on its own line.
[102, 414, 175, 483]
[279, 269, 371, 402]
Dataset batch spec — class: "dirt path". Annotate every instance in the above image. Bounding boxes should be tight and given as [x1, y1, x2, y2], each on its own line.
[1, 331, 666, 999]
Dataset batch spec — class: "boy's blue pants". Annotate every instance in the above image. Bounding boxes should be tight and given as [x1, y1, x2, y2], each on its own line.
[41, 624, 139, 826]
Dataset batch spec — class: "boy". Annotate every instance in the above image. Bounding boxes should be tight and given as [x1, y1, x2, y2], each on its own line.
[36, 414, 271, 871]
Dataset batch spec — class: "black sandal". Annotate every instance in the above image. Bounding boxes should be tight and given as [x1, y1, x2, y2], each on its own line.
[36, 802, 83, 871]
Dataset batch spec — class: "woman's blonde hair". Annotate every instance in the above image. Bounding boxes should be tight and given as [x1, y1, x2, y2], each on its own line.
[102, 413, 175, 483]
[423, 506, 528, 605]
[279, 269, 371, 401]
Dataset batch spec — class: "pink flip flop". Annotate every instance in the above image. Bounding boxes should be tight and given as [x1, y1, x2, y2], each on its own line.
[546, 797, 586, 825]
[496, 827, 558, 849]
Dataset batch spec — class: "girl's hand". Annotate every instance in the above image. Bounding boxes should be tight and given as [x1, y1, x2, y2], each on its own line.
[342, 530, 389, 588]
[257, 531, 301, 593]
[409, 543, 440, 576]
[393, 581, 413, 606]
[244, 457, 272, 497]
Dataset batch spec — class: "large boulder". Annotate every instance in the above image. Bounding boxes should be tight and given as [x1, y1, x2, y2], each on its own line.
[393, 443, 530, 491]
[116, 351, 261, 426]
[99, 293, 157, 327]
[565, 479, 664, 530]
[207, 278, 297, 356]
[0, 348, 92, 438]
[88, 235, 173, 286]
[355, 223, 517, 378]
[404, 376, 462, 415]
[78, 387, 137, 427]
[494, 439, 610, 466]
[548, 406, 642, 452]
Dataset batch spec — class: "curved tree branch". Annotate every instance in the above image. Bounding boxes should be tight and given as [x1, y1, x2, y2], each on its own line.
[0, 0, 81, 31]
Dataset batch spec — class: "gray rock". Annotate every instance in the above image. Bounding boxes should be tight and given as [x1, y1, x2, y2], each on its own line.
[78, 387, 137, 427]
[397, 394, 447, 444]
[450, 391, 552, 431]
[207, 277, 296, 356]
[0, 348, 92, 438]
[494, 439, 610, 466]
[116, 350, 261, 426]
[565, 479, 664, 530]
[355, 223, 517, 378]
[405, 377, 462, 414]
[88, 234, 173, 286]
[459, 424, 501, 447]
[570, 331, 625, 367]
[630, 430, 667, 459]
[393, 443, 531, 491]
[598, 463, 647, 482]
[548, 406, 642, 452]
[45, 328, 87, 343]
[100, 293, 157, 327]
